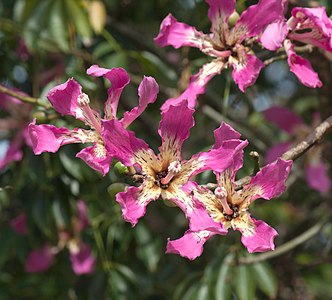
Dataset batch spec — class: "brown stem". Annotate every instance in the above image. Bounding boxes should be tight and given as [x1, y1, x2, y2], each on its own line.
[0, 85, 51, 109]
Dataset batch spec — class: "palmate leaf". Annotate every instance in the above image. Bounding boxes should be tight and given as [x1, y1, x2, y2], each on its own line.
[235, 265, 256, 300]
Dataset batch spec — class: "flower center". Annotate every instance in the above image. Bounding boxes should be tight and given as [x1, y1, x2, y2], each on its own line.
[154, 161, 182, 189]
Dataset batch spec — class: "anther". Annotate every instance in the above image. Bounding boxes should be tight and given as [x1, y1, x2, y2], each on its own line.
[78, 93, 90, 107]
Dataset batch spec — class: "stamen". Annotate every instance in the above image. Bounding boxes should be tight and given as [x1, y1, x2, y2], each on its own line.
[160, 161, 181, 185]
[214, 186, 233, 215]
[77, 93, 102, 134]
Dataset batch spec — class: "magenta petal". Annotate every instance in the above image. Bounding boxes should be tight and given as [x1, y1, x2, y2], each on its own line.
[76, 200, 90, 231]
[240, 219, 278, 253]
[206, 0, 235, 32]
[306, 162, 331, 194]
[76, 145, 112, 176]
[158, 100, 194, 156]
[196, 139, 248, 175]
[290, 7, 332, 51]
[284, 40, 322, 88]
[0, 138, 23, 170]
[265, 142, 292, 164]
[47, 79, 84, 120]
[10, 213, 28, 235]
[28, 120, 82, 155]
[102, 119, 151, 166]
[166, 230, 214, 260]
[264, 106, 304, 135]
[25, 245, 55, 272]
[87, 65, 130, 119]
[154, 13, 205, 49]
[116, 186, 157, 227]
[231, 54, 264, 92]
[260, 20, 288, 51]
[121, 76, 159, 127]
[70, 243, 96, 275]
[213, 122, 241, 149]
[161, 60, 224, 111]
[188, 204, 226, 234]
[233, 0, 284, 41]
[247, 158, 292, 201]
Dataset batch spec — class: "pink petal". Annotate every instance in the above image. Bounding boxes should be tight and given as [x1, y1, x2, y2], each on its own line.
[264, 106, 304, 135]
[0, 137, 23, 170]
[76, 200, 90, 231]
[166, 230, 214, 260]
[154, 14, 205, 49]
[265, 142, 292, 164]
[246, 158, 292, 202]
[121, 76, 159, 127]
[195, 139, 248, 175]
[25, 245, 55, 273]
[87, 65, 130, 119]
[76, 145, 112, 176]
[232, 0, 284, 42]
[28, 120, 83, 155]
[102, 119, 152, 166]
[306, 162, 331, 194]
[284, 40, 322, 88]
[231, 54, 264, 92]
[240, 219, 278, 253]
[158, 100, 194, 158]
[161, 60, 225, 111]
[206, 0, 235, 33]
[290, 7, 332, 51]
[47, 79, 84, 120]
[260, 20, 288, 51]
[213, 122, 241, 149]
[116, 186, 158, 227]
[70, 243, 96, 275]
[10, 213, 28, 235]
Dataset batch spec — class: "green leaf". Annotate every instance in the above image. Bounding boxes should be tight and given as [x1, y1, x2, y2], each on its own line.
[134, 223, 161, 272]
[251, 262, 278, 299]
[215, 253, 234, 300]
[235, 265, 256, 300]
[48, 0, 70, 52]
[65, 0, 93, 39]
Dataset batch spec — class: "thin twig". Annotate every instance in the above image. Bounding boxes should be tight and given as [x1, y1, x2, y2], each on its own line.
[238, 219, 326, 265]
[264, 54, 287, 66]
[0, 85, 51, 109]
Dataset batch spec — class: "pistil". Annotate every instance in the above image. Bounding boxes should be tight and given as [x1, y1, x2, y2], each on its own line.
[214, 186, 233, 215]
[78, 93, 102, 134]
[160, 161, 182, 185]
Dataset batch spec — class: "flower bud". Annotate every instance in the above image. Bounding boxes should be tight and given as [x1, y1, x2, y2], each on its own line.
[114, 161, 129, 175]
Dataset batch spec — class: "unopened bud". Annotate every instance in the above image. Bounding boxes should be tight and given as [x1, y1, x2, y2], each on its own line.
[32, 111, 47, 122]
[114, 161, 129, 175]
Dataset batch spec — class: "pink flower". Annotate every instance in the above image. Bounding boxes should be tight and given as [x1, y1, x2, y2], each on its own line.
[29, 65, 159, 175]
[166, 125, 292, 260]
[154, 0, 285, 109]
[25, 245, 55, 272]
[69, 242, 96, 275]
[102, 100, 248, 226]
[25, 200, 96, 275]
[10, 213, 28, 235]
[262, 6, 332, 87]
[0, 88, 32, 170]
[264, 106, 331, 194]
